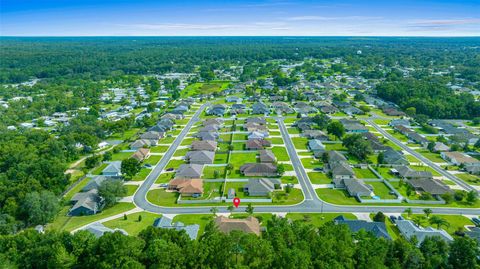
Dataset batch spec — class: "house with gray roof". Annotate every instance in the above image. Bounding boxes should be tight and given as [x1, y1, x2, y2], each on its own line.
[70, 189, 104, 216]
[334, 215, 391, 240]
[102, 161, 122, 177]
[382, 148, 409, 165]
[196, 131, 219, 141]
[185, 150, 215, 164]
[340, 119, 368, 133]
[240, 163, 277, 177]
[248, 131, 268, 140]
[191, 140, 217, 151]
[259, 149, 276, 163]
[207, 104, 227, 116]
[153, 216, 200, 240]
[171, 105, 189, 115]
[252, 102, 270, 115]
[175, 164, 204, 179]
[391, 166, 432, 180]
[81, 222, 128, 238]
[244, 178, 281, 196]
[343, 178, 373, 197]
[408, 178, 451, 196]
[396, 219, 453, 245]
[140, 131, 163, 144]
[308, 139, 325, 153]
[82, 175, 107, 192]
[130, 139, 153, 150]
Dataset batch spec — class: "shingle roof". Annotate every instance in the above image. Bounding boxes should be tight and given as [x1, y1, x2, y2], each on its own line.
[334, 216, 391, 240]
[214, 216, 261, 235]
[259, 149, 276, 163]
[175, 164, 204, 179]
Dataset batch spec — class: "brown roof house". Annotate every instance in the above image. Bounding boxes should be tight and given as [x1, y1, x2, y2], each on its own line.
[441, 151, 480, 166]
[246, 139, 271, 150]
[168, 178, 204, 197]
[191, 140, 217, 151]
[214, 216, 261, 235]
[259, 149, 276, 163]
[130, 139, 153, 150]
[240, 163, 277, 177]
[131, 148, 151, 162]
[175, 164, 204, 179]
[185, 150, 215, 164]
[140, 131, 164, 145]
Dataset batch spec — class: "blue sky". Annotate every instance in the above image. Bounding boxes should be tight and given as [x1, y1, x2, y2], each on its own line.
[1, 0, 479, 36]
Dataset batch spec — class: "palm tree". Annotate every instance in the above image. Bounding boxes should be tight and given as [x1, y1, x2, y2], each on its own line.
[412, 216, 426, 227]
[210, 207, 218, 216]
[429, 216, 450, 229]
[423, 208, 432, 218]
[404, 208, 413, 218]
[227, 205, 235, 216]
[245, 203, 254, 215]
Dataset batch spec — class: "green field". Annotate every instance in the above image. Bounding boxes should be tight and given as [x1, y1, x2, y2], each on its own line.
[182, 81, 230, 97]
[272, 146, 289, 161]
[308, 172, 331, 184]
[104, 212, 162, 236]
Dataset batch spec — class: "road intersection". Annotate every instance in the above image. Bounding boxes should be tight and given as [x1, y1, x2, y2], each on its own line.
[133, 105, 480, 217]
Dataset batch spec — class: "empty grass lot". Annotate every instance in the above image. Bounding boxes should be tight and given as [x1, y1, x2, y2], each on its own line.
[291, 137, 309, 150]
[151, 145, 169, 153]
[456, 173, 480, 185]
[144, 155, 162, 165]
[155, 172, 175, 183]
[165, 159, 185, 169]
[202, 166, 226, 179]
[301, 157, 322, 169]
[415, 149, 445, 163]
[325, 143, 346, 151]
[308, 172, 331, 184]
[125, 185, 139, 196]
[271, 146, 289, 161]
[104, 212, 162, 236]
[269, 137, 284, 144]
[112, 151, 134, 161]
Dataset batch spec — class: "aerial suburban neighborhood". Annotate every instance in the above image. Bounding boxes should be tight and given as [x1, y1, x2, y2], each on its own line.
[1, 1, 480, 267]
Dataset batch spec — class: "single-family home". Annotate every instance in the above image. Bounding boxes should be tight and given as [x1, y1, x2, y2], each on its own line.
[245, 117, 266, 125]
[140, 131, 163, 145]
[69, 189, 104, 216]
[244, 178, 281, 196]
[196, 131, 219, 141]
[396, 220, 453, 245]
[153, 216, 200, 240]
[168, 178, 204, 197]
[214, 216, 261, 235]
[252, 102, 270, 115]
[391, 166, 432, 180]
[175, 164, 204, 179]
[81, 222, 128, 238]
[340, 119, 368, 133]
[382, 148, 409, 165]
[441, 151, 480, 166]
[131, 148, 150, 162]
[240, 163, 277, 177]
[246, 139, 271, 150]
[130, 139, 153, 150]
[308, 139, 325, 152]
[432, 142, 450, 153]
[102, 161, 122, 177]
[191, 140, 217, 151]
[334, 215, 391, 240]
[185, 150, 215, 164]
[408, 178, 451, 196]
[248, 131, 268, 140]
[259, 149, 276, 163]
[82, 175, 107, 192]
[207, 104, 227, 116]
[343, 178, 373, 197]
[203, 118, 223, 126]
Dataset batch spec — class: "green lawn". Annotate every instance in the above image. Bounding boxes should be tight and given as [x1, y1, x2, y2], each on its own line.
[316, 188, 360, 205]
[202, 166, 226, 179]
[286, 213, 357, 227]
[150, 145, 169, 153]
[131, 168, 151, 181]
[172, 214, 213, 236]
[64, 176, 90, 200]
[109, 128, 141, 141]
[144, 155, 162, 165]
[271, 188, 304, 205]
[91, 163, 108, 175]
[160, 136, 176, 144]
[410, 165, 441, 176]
[111, 151, 134, 161]
[325, 143, 346, 151]
[232, 142, 245, 151]
[268, 137, 284, 145]
[230, 152, 258, 165]
[125, 185, 139, 196]
[415, 149, 445, 163]
[180, 138, 194, 146]
[173, 148, 189, 157]
[287, 127, 300, 134]
[104, 212, 162, 236]
[301, 157, 322, 169]
[155, 172, 175, 183]
[403, 214, 474, 235]
[232, 133, 247, 140]
[281, 176, 299, 184]
[291, 137, 309, 150]
[308, 172, 331, 184]
[182, 81, 230, 97]
[165, 159, 185, 169]
[272, 147, 289, 161]
[353, 168, 378, 179]
[147, 189, 179, 207]
[369, 181, 396, 199]
[214, 153, 229, 164]
[374, 167, 399, 179]
[48, 203, 136, 232]
[456, 173, 480, 185]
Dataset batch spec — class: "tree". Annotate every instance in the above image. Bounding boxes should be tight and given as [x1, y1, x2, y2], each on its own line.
[327, 121, 345, 140]
[429, 215, 449, 229]
[373, 212, 386, 222]
[312, 113, 331, 129]
[277, 164, 285, 175]
[138, 215, 142, 222]
[377, 152, 385, 164]
[448, 237, 479, 269]
[85, 154, 101, 169]
[21, 191, 60, 226]
[427, 141, 435, 152]
[454, 190, 466, 201]
[440, 192, 453, 204]
[405, 107, 416, 117]
[419, 237, 449, 269]
[102, 151, 112, 162]
[245, 203, 254, 215]
[121, 158, 141, 180]
[404, 208, 413, 218]
[227, 205, 234, 215]
[423, 208, 432, 218]
[210, 207, 218, 216]
[466, 190, 478, 204]
[98, 180, 127, 208]
[342, 134, 372, 161]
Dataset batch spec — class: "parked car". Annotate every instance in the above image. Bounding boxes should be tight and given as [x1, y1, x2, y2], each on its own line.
[313, 167, 323, 172]
[144, 164, 152, 168]
[192, 193, 201, 198]
[397, 216, 404, 221]
[166, 167, 174, 171]
[159, 183, 168, 188]
[472, 217, 480, 226]
[389, 215, 397, 223]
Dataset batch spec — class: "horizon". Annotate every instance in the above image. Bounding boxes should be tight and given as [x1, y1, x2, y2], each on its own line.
[1, 0, 479, 37]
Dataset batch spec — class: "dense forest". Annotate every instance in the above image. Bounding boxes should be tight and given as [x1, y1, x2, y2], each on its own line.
[1, 216, 478, 269]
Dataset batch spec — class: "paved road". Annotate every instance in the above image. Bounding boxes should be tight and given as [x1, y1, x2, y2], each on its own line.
[132, 107, 480, 216]
[365, 119, 477, 193]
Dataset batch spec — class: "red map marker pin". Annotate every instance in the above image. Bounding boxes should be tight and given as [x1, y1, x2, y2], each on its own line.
[233, 197, 241, 208]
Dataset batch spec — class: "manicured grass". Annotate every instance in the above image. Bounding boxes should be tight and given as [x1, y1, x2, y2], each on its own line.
[386, 130, 409, 142]
[281, 176, 299, 184]
[219, 134, 232, 142]
[110, 128, 140, 141]
[415, 149, 445, 163]
[144, 155, 162, 165]
[271, 188, 304, 205]
[160, 136, 176, 144]
[230, 152, 258, 165]
[64, 176, 89, 200]
[287, 127, 300, 134]
[173, 148, 189, 157]
[270, 131, 281, 136]
[182, 81, 230, 97]
[91, 163, 108, 175]
[308, 172, 331, 184]
[218, 143, 230, 152]
[353, 168, 378, 179]
[325, 143, 346, 151]
[272, 146, 289, 161]
[155, 172, 174, 183]
[456, 173, 480, 185]
[224, 182, 260, 199]
[369, 181, 396, 199]
[165, 159, 185, 169]
[125, 185, 139, 196]
[112, 152, 134, 161]
[214, 153, 229, 164]
[104, 212, 162, 236]
[373, 119, 390, 125]
[316, 188, 360, 205]
[405, 154, 420, 163]
[147, 189, 179, 207]
[410, 165, 441, 176]
[374, 167, 399, 179]
[232, 142, 245, 151]
[150, 145, 169, 153]
[286, 213, 357, 227]
[301, 157, 322, 169]
[131, 168, 151, 181]
[172, 214, 213, 236]
[49, 203, 136, 232]
[202, 166, 226, 179]
[232, 133, 247, 140]
[269, 137, 284, 144]
[291, 137, 309, 150]
[180, 138, 194, 146]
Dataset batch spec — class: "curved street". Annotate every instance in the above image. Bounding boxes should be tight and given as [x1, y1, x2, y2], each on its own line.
[133, 105, 480, 216]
